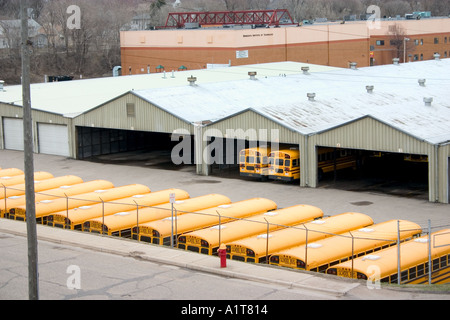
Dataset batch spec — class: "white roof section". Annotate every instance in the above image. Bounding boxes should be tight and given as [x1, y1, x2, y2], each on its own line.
[0, 61, 336, 118]
[134, 58, 450, 144]
[1, 59, 449, 145]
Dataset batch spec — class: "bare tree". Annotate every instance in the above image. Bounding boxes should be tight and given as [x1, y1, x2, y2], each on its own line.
[382, 0, 412, 18]
[388, 23, 415, 62]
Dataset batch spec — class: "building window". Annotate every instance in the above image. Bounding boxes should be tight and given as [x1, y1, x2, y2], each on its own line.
[420, 39, 424, 45]
[390, 39, 402, 46]
[414, 54, 419, 61]
[445, 37, 448, 44]
[126, 103, 135, 117]
[376, 40, 385, 46]
[434, 37, 439, 44]
[414, 39, 419, 46]
[420, 53, 423, 60]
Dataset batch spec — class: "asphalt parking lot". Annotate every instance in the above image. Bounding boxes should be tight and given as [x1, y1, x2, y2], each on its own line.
[1, 150, 448, 230]
[1, 150, 449, 301]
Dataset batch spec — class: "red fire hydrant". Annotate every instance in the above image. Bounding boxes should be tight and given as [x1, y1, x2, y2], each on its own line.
[218, 243, 227, 268]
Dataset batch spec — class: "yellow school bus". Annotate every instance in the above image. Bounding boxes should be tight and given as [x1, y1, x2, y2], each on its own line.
[82, 193, 231, 237]
[10, 183, 149, 223]
[227, 212, 373, 263]
[4, 180, 114, 220]
[178, 204, 324, 256]
[48, 188, 190, 230]
[268, 148, 357, 182]
[316, 147, 357, 180]
[404, 154, 428, 162]
[327, 229, 450, 285]
[270, 220, 422, 273]
[0, 171, 54, 188]
[136, 198, 278, 246]
[0, 168, 24, 178]
[268, 149, 300, 182]
[1, 175, 83, 200]
[239, 147, 271, 181]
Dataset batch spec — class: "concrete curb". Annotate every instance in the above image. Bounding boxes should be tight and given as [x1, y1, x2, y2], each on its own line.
[0, 219, 360, 297]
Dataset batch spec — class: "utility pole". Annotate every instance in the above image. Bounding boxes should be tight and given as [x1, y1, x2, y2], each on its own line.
[21, 0, 39, 300]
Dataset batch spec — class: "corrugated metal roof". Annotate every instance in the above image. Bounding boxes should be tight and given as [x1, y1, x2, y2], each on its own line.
[1, 59, 449, 144]
[135, 58, 450, 144]
[0, 61, 336, 118]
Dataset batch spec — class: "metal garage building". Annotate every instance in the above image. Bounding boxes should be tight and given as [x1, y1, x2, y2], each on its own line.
[0, 61, 321, 159]
[0, 60, 449, 203]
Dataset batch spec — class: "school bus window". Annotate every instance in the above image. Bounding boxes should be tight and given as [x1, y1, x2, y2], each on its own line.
[390, 274, 397, 284]
[441, 256, 448, 267]
[272, 159, 283, 166]
[433, 258, 440, 271]
[409, 266, 416, 279]
[240, 156, 245, 163]
[285, 160, 290, 167]
[401, 270, 408, 282]
[292, 159, 299, 167]
[247, 156, 255, 163]
[318, 265, 328, 273]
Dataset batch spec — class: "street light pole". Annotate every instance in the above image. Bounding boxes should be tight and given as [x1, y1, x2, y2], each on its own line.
[21, 0, 39, 300]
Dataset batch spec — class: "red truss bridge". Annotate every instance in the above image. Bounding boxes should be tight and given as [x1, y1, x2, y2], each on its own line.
[162, 9, 296, 29]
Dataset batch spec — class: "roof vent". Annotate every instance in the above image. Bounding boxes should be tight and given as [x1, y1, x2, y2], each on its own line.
[0, 80, 4, 91]
[434, 53, 440, 61]
[393, 58, 400, 65]
[418, 79, 426, 87]
[307, 93, 316, 101]
[366, 85, 374, 93]
[349, 62, 357, 70]
[301, 66, 310, 74]
[187, 76, 197, 86]
[248, 71, 257, 80]
[424, 97, 433, 106]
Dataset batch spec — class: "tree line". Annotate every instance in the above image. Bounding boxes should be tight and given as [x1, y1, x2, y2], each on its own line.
[0, 0, 448, 84]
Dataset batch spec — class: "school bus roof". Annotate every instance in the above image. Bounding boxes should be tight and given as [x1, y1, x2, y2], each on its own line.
[139, 198, 277, 238]
[269, 149, 299, 157]
[331, 229, 450, 279]
[227, 212, 373, 256]
[272, 219, 422, 270]
[0, 172, 74, 199]
[2, 175, 84, 199]
[0, 168, 24, 178]
[2, 180, 115, 214]
[182, 204, 324, 247]
[0, 171, 54, 187]
[241, 147, 271, 155]
[84, 193, 231, 231]
[49, 188, 190, 225]
[13, 184, 150, 218]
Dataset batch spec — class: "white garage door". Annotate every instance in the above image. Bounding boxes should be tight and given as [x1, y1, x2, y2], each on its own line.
[3, 118, 24, 151]
[38, 123, 70, 157]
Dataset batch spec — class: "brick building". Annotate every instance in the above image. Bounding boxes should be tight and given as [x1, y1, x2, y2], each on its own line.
[121, 17, 450, 74]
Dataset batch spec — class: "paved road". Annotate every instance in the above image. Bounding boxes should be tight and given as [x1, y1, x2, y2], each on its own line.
[0, 231, 346, 301]
[1, 225, 449, 303]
